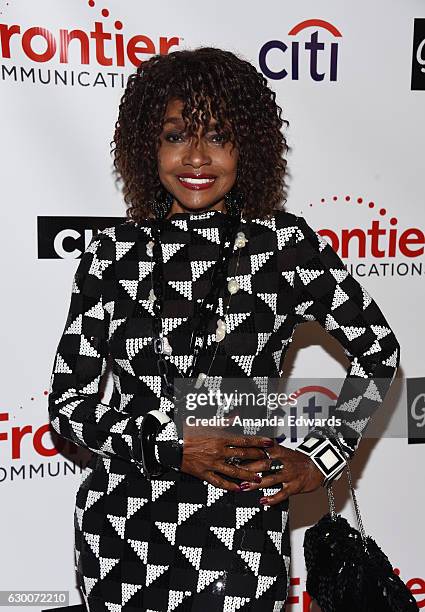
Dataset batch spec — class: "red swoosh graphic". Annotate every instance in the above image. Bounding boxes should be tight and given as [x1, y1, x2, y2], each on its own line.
[292, 385, 338, 401]
[288, 19, 342, 37]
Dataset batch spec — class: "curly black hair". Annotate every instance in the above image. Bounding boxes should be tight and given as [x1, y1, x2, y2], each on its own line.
[110, 46, 290, 222]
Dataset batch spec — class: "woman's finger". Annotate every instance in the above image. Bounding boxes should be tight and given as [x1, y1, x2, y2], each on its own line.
[224, 434, 274, 448]
[240, 471, 289, 491]
[260, 482, 293, 506]
[222, 446, 268, 461]
[205, 471, 241, 492]
[234, 458, 271, 473]
[241, 455, 288, 474]
[216, 461, 264, 483]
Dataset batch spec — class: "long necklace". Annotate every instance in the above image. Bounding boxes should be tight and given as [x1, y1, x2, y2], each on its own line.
[146, 210, 248, 404]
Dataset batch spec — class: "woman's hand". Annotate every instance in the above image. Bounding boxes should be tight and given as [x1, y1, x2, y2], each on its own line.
[236, 439, 326, 506]
[181, 426, 275, 492]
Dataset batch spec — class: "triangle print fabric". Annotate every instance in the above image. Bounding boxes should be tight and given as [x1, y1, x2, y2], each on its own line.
[48, 209, 400, 611]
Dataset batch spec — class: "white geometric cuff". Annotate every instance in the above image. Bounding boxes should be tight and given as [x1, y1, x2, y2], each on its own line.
[296, 435, 347, 487]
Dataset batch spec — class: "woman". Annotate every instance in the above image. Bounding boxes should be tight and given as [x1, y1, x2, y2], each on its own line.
[48, 47, 400, 611]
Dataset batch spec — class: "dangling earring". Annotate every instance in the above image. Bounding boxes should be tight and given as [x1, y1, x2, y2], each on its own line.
[224, 189, 245, 217]
[149, 191, 174, 220]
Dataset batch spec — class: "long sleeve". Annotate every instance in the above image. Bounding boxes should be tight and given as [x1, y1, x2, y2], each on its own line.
[291, 215, 400, 486]
[48, 230, 182, 475]
[47, 231, 148, 465]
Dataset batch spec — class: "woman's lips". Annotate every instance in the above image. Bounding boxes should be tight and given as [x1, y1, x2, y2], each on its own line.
[177, 176, 217, 190]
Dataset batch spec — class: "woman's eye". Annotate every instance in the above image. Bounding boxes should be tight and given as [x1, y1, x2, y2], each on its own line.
[163, 132, 226, 144]
[164, 132, 185, 143]
[210, 133, 226, 143]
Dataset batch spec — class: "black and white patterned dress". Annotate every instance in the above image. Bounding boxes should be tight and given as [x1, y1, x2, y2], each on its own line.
[48, 208, 400, 612]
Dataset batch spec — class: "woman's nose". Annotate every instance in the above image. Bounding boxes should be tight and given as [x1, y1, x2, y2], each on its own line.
[182, 134, 211, 167]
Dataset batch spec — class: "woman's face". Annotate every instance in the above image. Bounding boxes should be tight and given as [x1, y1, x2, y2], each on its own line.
[156, 97, 239, 217]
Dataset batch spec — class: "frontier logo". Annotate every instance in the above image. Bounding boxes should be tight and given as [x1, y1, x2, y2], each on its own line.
[259, 18, 341, 82]
[0, 4, 181, 88]
[286, 570, 423, 610]
[0, 410, 88, 483]
[303, 194, 425, 278]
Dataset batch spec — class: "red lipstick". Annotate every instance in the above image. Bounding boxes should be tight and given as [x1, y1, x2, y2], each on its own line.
[177, 173, 217, 190]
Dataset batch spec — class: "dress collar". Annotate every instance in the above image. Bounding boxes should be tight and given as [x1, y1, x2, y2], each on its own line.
[163, 209, 227, 222]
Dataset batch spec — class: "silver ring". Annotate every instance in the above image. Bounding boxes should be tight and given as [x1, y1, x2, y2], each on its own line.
[270, 458, 284, 471]
[225, 456, 242, 466]
[261, 447, 272, 460]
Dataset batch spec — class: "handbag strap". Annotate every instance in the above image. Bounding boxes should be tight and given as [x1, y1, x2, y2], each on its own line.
[327, 462, 368, 545]
[320, 425, 368, 545]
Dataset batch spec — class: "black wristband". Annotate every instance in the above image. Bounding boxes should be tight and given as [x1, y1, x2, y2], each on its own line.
[154, 418, 184, 471]
[155, 436, 184, 471]
[139, 411, 170, 479]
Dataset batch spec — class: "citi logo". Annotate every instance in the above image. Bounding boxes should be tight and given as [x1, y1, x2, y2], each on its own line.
[274, 385, 339, 444]
[259, 19, 341, 82]
[0, 18, 180, 67]
[37, 216, 125, 259]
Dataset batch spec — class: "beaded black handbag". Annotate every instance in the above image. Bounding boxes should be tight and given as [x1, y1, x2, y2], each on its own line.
[303, 462, 419, 612]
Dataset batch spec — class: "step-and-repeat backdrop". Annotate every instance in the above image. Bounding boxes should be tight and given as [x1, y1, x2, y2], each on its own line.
[1, 0, 424, 610]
